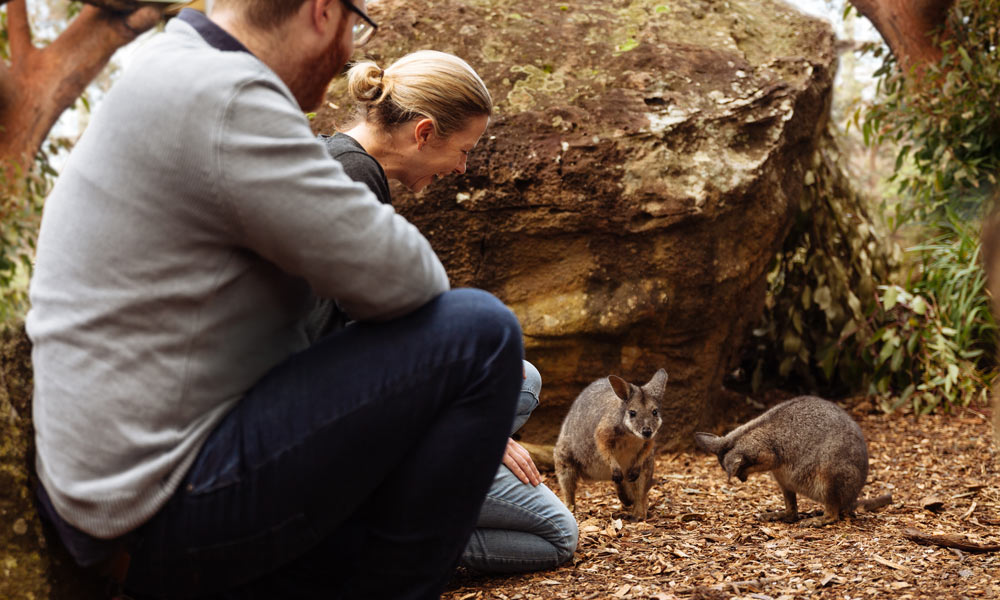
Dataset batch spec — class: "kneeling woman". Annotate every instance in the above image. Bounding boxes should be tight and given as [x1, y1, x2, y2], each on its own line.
[321, 50, 578, 574]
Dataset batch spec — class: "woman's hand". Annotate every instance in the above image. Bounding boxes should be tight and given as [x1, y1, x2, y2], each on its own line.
[502, 438, 541, 486]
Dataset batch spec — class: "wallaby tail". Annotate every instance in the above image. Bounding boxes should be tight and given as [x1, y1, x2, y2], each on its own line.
[858, 493, 893, 512]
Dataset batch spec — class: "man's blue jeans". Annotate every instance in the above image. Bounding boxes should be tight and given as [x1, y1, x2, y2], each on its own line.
[116, 289, 523, 599]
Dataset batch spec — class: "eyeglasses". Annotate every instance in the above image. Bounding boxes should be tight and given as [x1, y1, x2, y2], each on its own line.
[340, 0, 378, 46]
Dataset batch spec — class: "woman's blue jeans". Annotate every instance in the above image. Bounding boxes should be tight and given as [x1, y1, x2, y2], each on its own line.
[116, 288, 524, 599]
[459, 361, 579, 573]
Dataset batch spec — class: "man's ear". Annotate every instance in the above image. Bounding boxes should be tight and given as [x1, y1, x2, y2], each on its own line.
[311, 0, 339, 35]
[413, 118, 436, 149]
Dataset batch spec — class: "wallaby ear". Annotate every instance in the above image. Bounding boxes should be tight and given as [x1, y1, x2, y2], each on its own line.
[643, 368, 669, 400]
[608, 375, 631, 401]
[693, 432, 723, 454]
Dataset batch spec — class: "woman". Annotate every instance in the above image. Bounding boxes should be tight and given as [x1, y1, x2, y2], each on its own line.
[319, 50, 578, 574]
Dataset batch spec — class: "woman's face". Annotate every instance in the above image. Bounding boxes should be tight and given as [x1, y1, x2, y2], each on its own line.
[402, 114, 490, 193]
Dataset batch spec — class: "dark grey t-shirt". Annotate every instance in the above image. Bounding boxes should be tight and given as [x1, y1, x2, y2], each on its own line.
[319, 133, 392, 205]
[308, 133, 395, 341]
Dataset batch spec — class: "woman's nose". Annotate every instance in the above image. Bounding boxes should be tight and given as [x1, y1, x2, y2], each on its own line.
[454, 154, 468, 174]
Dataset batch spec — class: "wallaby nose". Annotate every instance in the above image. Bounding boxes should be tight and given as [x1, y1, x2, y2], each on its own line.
[642, 428, 653, 438]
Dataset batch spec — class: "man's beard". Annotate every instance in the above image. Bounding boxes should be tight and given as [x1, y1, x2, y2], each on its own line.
[290, 32, 351, 111]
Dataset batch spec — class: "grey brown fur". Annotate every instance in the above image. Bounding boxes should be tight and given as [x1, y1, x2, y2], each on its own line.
[554, 369, 667, 520]
[694, 396, 892, 526]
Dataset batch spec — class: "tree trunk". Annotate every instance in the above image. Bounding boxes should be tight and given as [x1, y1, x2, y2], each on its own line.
[847, 0, 954, 74]
[0, 0, 162, 177]
[980, 203, 1000, 448]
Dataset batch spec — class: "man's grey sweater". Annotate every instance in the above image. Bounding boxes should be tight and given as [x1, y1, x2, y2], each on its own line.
[26, 17, 449, 539]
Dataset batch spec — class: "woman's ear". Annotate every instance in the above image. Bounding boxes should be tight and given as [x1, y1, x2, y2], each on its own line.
[413, 118, 436, 150]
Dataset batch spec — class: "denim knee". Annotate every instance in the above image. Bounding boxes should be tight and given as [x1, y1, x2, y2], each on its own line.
[440, 288, 522, 343]
[522, 360, 541, 400]
[438, 289, 522, 374]
[550, 505, 579, 566]
[436, 288, 523, 416]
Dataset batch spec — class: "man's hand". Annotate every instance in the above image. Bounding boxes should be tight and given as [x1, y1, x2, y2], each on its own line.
[502, 438, 541, 486]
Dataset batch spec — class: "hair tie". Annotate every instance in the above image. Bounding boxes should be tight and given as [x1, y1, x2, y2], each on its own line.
[378, 69, 385, 81]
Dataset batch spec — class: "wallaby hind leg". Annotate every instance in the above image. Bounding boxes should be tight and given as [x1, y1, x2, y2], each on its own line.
[554, 452, 580, 512]
[759, 488, 799, 523]
[799, 502, 841, 527]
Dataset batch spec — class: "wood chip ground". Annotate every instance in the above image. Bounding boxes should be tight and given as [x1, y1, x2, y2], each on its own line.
[444, 402, 1000, 600]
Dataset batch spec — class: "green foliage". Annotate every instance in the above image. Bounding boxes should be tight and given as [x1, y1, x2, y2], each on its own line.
[0, 4, 39, 329]
[0, 143, 63, 328]
[858, 0, 1000, 225]
[859, 213, 996, 414]
[744, 133, 899, 398]
[1, 9, 9, 62]
[746, 137, 996, 414]
[748, 0, 1000, 414]
[851, 0, 1000, 412]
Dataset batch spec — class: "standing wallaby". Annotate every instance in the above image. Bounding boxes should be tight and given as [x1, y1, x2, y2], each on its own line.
[694, 396, 892, 526]
[554, 369, 667, 520]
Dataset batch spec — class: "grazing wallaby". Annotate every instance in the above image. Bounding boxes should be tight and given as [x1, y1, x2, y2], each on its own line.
[554, 369, 667, 520]
[694, 396, 892, 526]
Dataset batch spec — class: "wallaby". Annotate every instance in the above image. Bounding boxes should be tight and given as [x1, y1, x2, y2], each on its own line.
[554, 369, 667, 520]
[694, 396, 892, 526]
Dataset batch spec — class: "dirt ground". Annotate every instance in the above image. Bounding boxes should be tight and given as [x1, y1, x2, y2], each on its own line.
[443, 398, 1000, 600]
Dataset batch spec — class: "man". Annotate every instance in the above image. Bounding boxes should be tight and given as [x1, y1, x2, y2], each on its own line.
[26, 0, 523, 598]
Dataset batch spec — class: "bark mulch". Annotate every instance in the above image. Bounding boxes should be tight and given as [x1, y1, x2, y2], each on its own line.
[444, 400, 1000, 600]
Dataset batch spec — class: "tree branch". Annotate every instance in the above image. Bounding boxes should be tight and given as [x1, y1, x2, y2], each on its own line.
[0, 2, 163, 172]
[6, 0, 35, 63]
[848, 0, 955, 74]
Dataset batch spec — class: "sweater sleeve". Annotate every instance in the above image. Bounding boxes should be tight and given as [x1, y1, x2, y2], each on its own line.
[215, 78, 449, 321]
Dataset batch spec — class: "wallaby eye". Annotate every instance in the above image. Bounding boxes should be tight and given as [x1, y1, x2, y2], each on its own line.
[628, 410, 637, 417]
[652, 409, 659, 416]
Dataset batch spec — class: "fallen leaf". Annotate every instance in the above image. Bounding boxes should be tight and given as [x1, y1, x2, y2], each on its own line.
[921, 494, 946, 513]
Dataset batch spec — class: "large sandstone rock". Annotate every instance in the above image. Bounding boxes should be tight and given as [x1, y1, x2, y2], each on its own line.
[1, 325, 103, 599]
[314, 0, 837, 446]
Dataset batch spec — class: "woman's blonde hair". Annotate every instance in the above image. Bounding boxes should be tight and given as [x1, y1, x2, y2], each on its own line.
[346, 50, 493, 138]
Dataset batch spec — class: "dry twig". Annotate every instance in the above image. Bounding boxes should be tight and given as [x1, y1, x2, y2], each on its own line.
[903, 527, 1000, 553]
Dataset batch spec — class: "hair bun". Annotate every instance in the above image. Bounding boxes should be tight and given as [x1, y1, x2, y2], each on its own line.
[347, 61, 386, 102]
